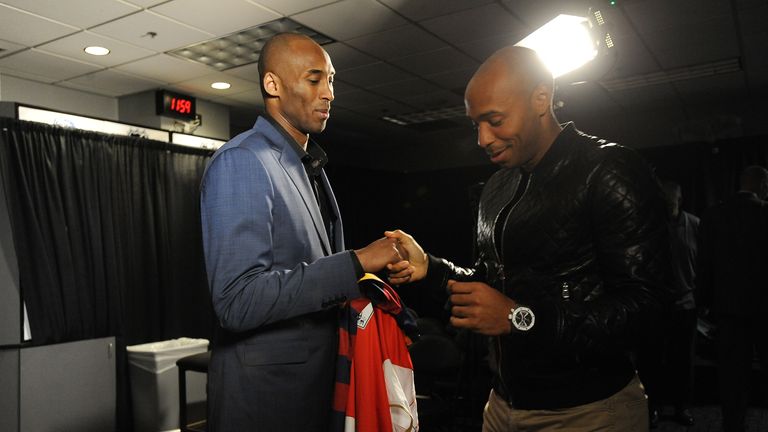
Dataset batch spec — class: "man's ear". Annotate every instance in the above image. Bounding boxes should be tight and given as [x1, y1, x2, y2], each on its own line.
[531, 83, 552, 116]
[263, 72, 280, 97]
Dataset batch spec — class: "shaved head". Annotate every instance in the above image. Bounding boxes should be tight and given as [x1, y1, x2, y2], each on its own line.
[464, 45, 561, 170]
[466, 46, 554, 106]
[258, 32, 320, 99]
[257, 32, 335, 145]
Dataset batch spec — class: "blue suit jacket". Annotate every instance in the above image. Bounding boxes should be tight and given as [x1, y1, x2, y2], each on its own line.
[200, 117, 361, 431]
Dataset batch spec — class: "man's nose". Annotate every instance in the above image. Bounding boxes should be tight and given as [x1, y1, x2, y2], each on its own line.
[476, 124, 494, 148]
[320, 81, 334, 102]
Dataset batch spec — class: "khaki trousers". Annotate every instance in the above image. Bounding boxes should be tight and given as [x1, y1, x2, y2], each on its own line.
[482, 375, 649, 432]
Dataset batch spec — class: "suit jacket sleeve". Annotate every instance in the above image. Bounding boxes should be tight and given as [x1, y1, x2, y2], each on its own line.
[201, 146, 361, 332]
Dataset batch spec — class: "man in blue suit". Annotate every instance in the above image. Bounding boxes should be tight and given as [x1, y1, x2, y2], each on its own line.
[200, 32, 409, 431]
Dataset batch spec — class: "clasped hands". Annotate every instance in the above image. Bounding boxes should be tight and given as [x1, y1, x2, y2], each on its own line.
[377, 230, 515, 336]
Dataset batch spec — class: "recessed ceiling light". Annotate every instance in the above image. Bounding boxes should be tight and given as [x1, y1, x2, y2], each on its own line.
[211, 82, 231, 90]
[84, 46, 110, 56]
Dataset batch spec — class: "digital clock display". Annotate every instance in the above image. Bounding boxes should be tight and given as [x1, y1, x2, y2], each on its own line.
[156, 90, 196, 120]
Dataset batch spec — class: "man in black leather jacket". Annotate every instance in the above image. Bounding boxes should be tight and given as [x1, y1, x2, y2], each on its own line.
[387, 46, 670, 431]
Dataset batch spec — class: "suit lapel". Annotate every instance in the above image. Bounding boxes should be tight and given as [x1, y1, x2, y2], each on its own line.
[261, 119, 333, 255]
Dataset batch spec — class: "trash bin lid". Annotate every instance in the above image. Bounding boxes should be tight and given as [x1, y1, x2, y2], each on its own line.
[127, 338, 209, 373]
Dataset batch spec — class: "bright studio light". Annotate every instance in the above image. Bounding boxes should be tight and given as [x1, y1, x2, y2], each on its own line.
[516, 14, 597, 78]
[210, 82, 231, 90]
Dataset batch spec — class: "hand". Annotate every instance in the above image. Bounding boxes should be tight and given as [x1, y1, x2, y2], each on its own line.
[384, 229, 428, 285]
[354, 237, 404, 273]
[448, 280, 516, 335]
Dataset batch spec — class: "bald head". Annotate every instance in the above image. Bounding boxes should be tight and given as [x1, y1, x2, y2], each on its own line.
[740, 165, 768, 199]
[258, 32, 323, 98]
[466, 46, 554, 106]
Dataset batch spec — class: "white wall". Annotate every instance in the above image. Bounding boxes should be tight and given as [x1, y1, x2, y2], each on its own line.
[0, 74, 118, 120]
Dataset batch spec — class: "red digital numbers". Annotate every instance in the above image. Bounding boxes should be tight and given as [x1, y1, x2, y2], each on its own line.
[170, 97, 192, 114]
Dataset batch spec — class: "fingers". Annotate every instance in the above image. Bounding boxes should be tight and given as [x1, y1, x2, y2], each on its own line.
[447, 280, 475, 294]
[387, 260, 411, 273]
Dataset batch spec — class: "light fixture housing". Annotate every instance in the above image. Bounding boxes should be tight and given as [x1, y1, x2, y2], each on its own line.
[210, 82, 231, 90]
[84, 46, 110, 56]
[515, 14, 597, 78]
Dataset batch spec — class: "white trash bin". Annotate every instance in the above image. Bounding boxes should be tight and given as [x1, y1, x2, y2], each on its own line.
[127, 338, 209, 432]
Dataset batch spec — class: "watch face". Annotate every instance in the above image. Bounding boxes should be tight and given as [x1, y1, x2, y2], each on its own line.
[512, 306, 535, 331]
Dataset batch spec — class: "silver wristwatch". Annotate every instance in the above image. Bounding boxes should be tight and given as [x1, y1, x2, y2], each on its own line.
[508, 306, 535, 332]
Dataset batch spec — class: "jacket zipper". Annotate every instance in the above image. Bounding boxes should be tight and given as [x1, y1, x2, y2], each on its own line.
[493, 172, 532, 400]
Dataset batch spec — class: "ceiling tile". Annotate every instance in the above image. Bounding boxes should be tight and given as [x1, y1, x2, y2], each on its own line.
[115, 54, 215, 83]
[642, 19, 739, 70]
[607, 83, 681, 110]
[623, 0, 731, 33]
[248, 0, 339, 16]
[346, 25, 444, 61]
[674, 72, 748, 103]
[601, 35, 659, 79]
[457, 32, 520, 63]
[390, 47, 479, 77]
[338, 61, 414, 88]
[501, 0, 596, 30]
[367, 78, 442, 99]
[212, 88, 265, 108]
[0, 4, 78, 47]
[292, 0, 407, 41]
[401, 90, 463, 110]
[421, 3, 526, 44]
[37, 31, 156, 67]
[323, 43, 377, 71]
[169, 72, 261, 98]
[352, 100, 415, 117]
[60, 69, 165, 96]
[151, 0, 280, 36]
[1, 0, 139, 29]
[326, 79, 359, 96]
[555, 81, 618, 113]
[378, 0, 495, 21]
[424, 67, 477, 93]
[332, 88, 384, 109]
[222, 62, 261, 83]
[90, 11, 213, 52]
[123, 0, 173, 7]
[0, 39, 26, 59]
[0, 49, 101, 83]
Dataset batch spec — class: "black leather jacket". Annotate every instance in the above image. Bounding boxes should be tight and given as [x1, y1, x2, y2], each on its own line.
[428, 123, 671, 409]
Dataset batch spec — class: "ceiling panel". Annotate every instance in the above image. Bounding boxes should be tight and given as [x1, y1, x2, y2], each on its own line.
[212, 88, 265, 108]
[377, 0, 495, 21]
[602, 34, 659, 79]
[150, 0, 280, 36]
[332, 88, 386, 109]
[322, 43, 377, 71]
[346, 25, 445, 61]
[0, 39, 26, 58]
[400, 90, 463, 110]
[90, 11, 213, 52]
[623, 0, 731, 32]
[0, 49, 100, 83]
[555, 81, 618, 114]
[1, 0, 139, 29]
[339, 62, 414, 88]
[390, 47, 479, 78]
[222, 62, 261, 83]
[501, 0, 592, 30]
[0, 4, 78, 47]
[60, 69, 163, 96]
[367, 78, 442, 99]
[353, 100, 416, 118]
[292, 0, 407, 41]
[115, 54, 215, 84]
[457, 32, 520, 63]
[169, 72, 261, 99]
[607, 83, 681, 110]
[642, 18, 740, 70]
[327, 79, 359, 96]
[673, 72, 748, 103]
[123, 0, 167, 7]
[421, 3, 526, 45]
[37, 31, 156, 67]
[424, 67, 477, 93]
[249, 0, 338, 16]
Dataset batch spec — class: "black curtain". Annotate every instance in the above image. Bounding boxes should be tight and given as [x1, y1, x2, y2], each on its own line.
[0, 117, 215, 346]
